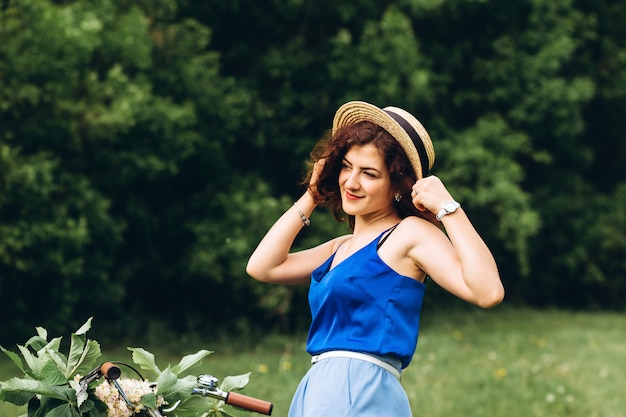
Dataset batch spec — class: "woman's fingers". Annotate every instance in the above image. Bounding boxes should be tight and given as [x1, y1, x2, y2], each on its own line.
[411, 176, 454, 214]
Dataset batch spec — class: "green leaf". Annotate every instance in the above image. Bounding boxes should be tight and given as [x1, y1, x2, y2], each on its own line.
[0, 378, 73, 403]
[78, 398, 95, 414]
[17, 345, 44, 377]
[0, 346, 28, 375]
[72, 340, 101, 377]
[66, 319, 98, 377]
[44, 402, 81, 417]
[156, 369, 195, 401]
[155, 367, 178, 394]
[0, 380, 35, 406]
[81, 397, 108, 416]
[35, 397, 61, 417]
[171, 350, 213, 376]
[39, 337, 63, 357]
[36, 327, 48, 340]
[66, 332, 86, 377]
[24, 336, 49, 352]
[74, 318, 93, 336]
[141, 392, 157, 409]
[38, 360, 67, 385]
[219, 373, 250, 392]
[43, 348, 68, 377]
[170, 396, 214, 417]
[128, 347, 161, 376]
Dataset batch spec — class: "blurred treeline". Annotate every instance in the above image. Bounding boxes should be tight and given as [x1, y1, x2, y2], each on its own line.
[1, 0, 625, 344]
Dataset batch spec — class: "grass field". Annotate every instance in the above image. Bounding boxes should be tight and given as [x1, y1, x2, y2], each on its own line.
[1, 308, 624, 417]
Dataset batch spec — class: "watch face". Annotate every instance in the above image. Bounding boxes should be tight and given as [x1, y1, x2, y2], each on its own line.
[444, 202, 457, 212]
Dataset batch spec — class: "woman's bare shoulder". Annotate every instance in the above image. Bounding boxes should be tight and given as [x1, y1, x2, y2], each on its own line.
[395, 216, 446, 246]
[329, 234, 352, 251]
[397, 215, 440, 231]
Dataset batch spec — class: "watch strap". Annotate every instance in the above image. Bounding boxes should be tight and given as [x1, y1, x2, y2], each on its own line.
[436, 201, 461, 221]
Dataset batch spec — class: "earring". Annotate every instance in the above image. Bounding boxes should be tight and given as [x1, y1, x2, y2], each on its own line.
[394, 193, 402, 202]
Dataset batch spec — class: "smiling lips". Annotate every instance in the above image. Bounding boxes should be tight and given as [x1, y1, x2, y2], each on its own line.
[344, 191, 363, 200]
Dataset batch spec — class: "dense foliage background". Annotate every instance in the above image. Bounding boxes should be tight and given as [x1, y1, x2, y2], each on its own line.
[1, 0, 625, 344]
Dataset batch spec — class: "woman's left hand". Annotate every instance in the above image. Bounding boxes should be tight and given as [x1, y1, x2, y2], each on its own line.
[410, 175, 455, 215]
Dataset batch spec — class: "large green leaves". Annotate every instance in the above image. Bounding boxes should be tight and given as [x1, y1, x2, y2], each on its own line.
[127, 347, 250, 417]
[0, 318, 101, 413]
[0, 379, 75, 404]
[1, 320, 251, 417]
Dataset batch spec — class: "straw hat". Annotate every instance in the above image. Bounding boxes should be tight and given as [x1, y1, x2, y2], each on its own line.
[332, 101, 435, 179]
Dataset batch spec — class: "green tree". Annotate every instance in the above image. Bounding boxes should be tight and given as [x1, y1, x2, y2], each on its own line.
[186, 0, 626, 310]
[0, 0, 252, 341]
[2, 0, 625, 346]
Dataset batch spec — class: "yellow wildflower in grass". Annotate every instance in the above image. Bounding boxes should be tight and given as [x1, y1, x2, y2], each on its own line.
[493, 367, 507, 379]
[531, 337, 547, 348]
[257, 364, 269, 374]
[279, 353, 293, 373]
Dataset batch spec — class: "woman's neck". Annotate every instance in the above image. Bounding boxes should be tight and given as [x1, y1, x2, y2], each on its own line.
[352, 210, 400, 236]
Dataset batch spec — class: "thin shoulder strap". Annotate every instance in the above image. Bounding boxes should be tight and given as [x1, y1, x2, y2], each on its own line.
[376, 224, 400, 250]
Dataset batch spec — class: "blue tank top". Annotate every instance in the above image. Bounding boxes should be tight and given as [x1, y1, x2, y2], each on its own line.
[306, 228, 426, 369]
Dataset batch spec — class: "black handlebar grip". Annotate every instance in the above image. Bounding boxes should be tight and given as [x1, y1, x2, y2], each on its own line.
[226, 392, 273, 415]
[100, 362, 121, 380]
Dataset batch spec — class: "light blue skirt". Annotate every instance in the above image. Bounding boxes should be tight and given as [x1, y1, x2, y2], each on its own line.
[287, 356, 412, 417]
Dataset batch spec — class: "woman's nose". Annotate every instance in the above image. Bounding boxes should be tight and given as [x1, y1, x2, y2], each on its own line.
[344, 171, 360, 189]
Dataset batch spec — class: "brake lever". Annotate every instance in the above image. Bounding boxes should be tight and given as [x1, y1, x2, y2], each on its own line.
[192, 375, 273, 415]
[76, 362, 122, 399]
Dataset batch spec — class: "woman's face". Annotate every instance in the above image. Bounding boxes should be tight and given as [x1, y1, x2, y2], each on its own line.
[339, 143, 397, 217]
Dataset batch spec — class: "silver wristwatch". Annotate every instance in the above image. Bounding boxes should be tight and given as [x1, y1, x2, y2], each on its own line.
[436, 201, 461, 221]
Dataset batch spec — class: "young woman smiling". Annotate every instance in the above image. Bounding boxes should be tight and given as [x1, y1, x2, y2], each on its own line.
[246, 101, 504, 417]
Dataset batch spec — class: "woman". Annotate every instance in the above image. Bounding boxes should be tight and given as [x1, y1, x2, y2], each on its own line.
[246, 101, 504, 416]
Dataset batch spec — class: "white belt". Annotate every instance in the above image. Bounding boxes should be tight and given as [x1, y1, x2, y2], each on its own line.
[311, 350, 401, 380]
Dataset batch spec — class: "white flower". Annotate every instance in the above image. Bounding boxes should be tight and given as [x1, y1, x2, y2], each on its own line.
[95, 378, 165, 417]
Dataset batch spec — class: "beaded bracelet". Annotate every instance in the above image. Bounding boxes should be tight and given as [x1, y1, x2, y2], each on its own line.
[293, 202, 311, 226]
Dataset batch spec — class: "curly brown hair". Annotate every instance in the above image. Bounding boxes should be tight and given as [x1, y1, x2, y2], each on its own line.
[303, 121, 433, 229]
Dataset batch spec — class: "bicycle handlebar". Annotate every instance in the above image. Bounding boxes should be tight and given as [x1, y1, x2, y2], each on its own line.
[192, 374, 273, 415]
[99, 362, 121, 380]
[224, 391, 274, 415]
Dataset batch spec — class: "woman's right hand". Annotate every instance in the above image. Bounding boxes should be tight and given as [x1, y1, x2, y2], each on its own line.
[308, 158, 326, 196]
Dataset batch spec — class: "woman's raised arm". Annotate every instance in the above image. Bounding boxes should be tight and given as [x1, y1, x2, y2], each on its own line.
[246, 160, 345, 285]
[410, 176, 504, 308]
[246, 192, 334, 285]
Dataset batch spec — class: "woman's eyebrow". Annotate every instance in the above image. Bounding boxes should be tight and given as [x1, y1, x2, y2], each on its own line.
[343, 157, 383, 174]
